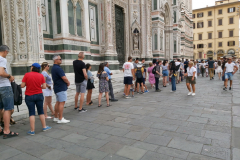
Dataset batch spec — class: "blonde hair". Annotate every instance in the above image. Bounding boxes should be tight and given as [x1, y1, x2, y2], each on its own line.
[149, 62, 153, 67]
[189, 61, 194, 65]
[41, 62, 50, 74]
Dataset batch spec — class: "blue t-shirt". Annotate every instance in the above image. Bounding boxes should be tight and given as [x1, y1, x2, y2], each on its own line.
[51, 64, 67, 93]
[208, 60, 215, 68]
[41, 71, 53, 85]
[104, 66, 112, 79]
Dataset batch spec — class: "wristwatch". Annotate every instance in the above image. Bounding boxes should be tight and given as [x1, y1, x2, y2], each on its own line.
[7, 74, 11, 79]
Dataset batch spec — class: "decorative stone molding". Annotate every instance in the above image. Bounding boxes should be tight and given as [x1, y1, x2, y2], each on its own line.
[20, 54, 27, 59]
[25, 0, 32, 54]
[17, 0, 24, 16]
[2, 0, 10, 46]
[11, 0, 18, 62]
[41, 4, 47, 17]
[19, 41, 26, 51]
[18, 18, 25, 39]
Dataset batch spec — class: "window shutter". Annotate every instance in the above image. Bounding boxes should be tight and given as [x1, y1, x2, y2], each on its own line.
[228, 8, 230, 13]
[233, 41, 235, 46]
[202, 13, 204, 17]
[233, 7, 235, 12]
[228, 42, 229, 46]
[202, 22, 204, 27]
[193, 14, 195, 18]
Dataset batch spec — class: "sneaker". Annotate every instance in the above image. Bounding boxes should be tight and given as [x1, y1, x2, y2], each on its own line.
[145, 90, 149, 93]
[125, 95, 131, 99]
[43, 126, 52, 132]
[192, 93, 196, 96]
[27, 131, 35, 135]
[74, 106, 79, 110]
[57, 118, 70, 124]
[53, 118, 59, 122]
[123, 93, 125, 97]
[78, 109, 87, 113]
[155, 89, 161, 92]
[137, 92, 140, 94]
[223, 87, 227, 91]
[188, 92, 192, 96]
[229, 87, 231, 90]
[111, 99, 118, 102]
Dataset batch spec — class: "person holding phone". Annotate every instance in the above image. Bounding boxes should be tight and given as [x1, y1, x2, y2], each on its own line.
[41, 62, 54, 119]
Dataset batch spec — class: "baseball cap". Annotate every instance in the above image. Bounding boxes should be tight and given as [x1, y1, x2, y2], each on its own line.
[31, 63, 41, 69]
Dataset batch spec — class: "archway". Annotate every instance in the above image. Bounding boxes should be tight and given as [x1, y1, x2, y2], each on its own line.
[164, 3, 173, 60]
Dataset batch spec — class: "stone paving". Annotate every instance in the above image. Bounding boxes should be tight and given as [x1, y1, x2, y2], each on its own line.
[0, 73, 240, 160]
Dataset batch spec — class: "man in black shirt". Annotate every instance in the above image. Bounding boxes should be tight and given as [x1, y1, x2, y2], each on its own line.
[73, 52, 88, 113]
[184, 59, 189, 73]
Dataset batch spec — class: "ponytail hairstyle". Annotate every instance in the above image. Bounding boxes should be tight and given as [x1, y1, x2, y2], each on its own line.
[86, 63, 91, 70]
[41, 62, 50, 75]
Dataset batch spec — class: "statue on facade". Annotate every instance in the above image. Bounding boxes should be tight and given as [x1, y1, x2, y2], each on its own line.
[134, 33, 139, 50]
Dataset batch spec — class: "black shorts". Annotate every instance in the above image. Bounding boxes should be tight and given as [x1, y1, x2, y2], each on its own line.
[137, 78, 143, 84]
[142, 78, 145, 84]
[124, 77, 133, 85]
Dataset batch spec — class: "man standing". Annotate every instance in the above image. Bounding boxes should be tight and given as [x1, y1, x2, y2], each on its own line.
[184, 59, 189, 73]
[133, 58, 139, 91]
[223, 58, 238, 91]
[200, 60, 206, 77]
[155, 61, 162, 92]
[52, 55, 70, 123]
[73, 52, 88, 113]
[0, 45, 18, 138]
[123, 56, 135, 98]
[208, 58, 215, 80]
[104, 62, 118, 102]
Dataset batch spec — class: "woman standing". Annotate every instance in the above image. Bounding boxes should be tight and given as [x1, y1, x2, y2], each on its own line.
[86, 63, 95, 105]
[162, 60, 169, 87]
[21, 63, 51, 135]
[197, 61, 201, 76]
[184, 61, 197, 96]
[216, 61, 223, 80]
[41, 62, 54, 119]
[97, 63, 110, 107]
[148, 62, 155, 89]
[169, 61, 176, 92]
[222, 60, 226, 83]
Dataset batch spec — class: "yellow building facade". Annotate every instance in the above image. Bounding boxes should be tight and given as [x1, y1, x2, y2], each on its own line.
[193, 0, 240, 60]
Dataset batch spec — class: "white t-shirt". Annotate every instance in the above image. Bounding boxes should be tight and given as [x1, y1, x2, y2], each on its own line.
[225, 62, 235, 73]
[187, 66, 197, 78]
[175, 62, 181, 72]
[201, 63, 206, 68]
[0, 56, 11, 87]
[122, 62, 134, 77]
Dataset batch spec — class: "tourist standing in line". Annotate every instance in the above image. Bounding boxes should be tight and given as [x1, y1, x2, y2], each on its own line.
[21, 63, 52, 135]
[155, 61, 162, 92]
[135, 64, 144, 94]
[185, 61, 197, 96]
[133, 58, 139, 92]
[216, 61, 223, 80]
[222, 60, 226, 83]
[208, 58, 215, 80]
[0, 45, 18, 139]
[97, 63, 110, 107]
[52, 55, 70, 123]
[104, 62, 118, 102]
[123, 56, 135, 98]
[223, 57, 238, 91]
[41, 62, 54, 118]
[73, 52, 88, 113]
[197, 61, 200, 76]
[148, 62, 155, 89]
[170, 61, 177, 92]
[86, 63, 95, 105]
[162, 60, 168, 87]
[200, 60, 206, 77]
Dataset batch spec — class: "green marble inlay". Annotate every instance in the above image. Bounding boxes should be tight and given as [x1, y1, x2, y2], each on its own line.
[152, 17, 164, 22]
[89, 2, 99, 45]
[43, 0, 53, 39]
[90, 49, 100, 54]
[76, 3, 82, 36]
[44, 44, 90, 52]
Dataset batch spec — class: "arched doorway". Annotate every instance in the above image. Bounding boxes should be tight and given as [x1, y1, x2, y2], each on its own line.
[228, 49, 235, 55]
[207, 51, 213, 59]
[217, 50, 224, 60]
[164, 3, 173, 60]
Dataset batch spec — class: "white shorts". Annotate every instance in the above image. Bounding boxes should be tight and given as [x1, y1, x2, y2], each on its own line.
[42, 84, 53, 97]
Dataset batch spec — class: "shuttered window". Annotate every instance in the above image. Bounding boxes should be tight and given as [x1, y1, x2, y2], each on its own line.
[228, 41, 235, 46]
[229, 30, 233, 37]
[197, 22, 204, 28]
[229, 17, 234, 24]
[218, 9, 222, 14]
[208, 33, 212, 39]
[198, 34, 202, 40]
[218, 32, 222, 38]
[218, 19, 222, 25]
[208, 21, 212, 27]
[197, 13, 204, 18]
[218, 42, 222, 47]
[208, 11, 212, 16]
[193, 23, 195, 29]
[228, 7, 235, 13]
[208, 43, 212, 48]
[197, 44, 204, 48]
[193, 14, 195, 18]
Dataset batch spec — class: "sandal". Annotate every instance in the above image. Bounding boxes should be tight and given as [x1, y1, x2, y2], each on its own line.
[10, 117, 16, 125]
[98, 104, 102, 107]
[89, 101, 93, 105]
[3, 131, 19, 139]
[107, 104, 111, 107]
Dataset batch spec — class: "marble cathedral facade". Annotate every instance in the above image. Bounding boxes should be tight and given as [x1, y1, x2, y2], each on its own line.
[0, 0, 193, 76]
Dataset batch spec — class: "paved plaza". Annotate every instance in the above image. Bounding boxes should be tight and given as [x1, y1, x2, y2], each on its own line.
[0, 74, 240, 160]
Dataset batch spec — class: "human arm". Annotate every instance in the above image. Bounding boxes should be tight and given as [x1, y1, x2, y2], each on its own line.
[83, 68, 88, 80]
[21, 82, 26, 88]
[0, 67, 14, 82]
[233, 65, 238, 74]
[42, 83, 47, 89]
[131, 69, 135, 80]
[44, 77, 51, 90]
[61, 76, 70, 87]
[192, 72, 196, 81]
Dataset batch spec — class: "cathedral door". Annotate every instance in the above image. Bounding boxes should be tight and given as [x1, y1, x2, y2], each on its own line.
[115, 5, 125, 67]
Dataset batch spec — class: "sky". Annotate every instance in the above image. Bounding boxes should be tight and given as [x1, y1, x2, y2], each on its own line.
[192, 0, 216, 10]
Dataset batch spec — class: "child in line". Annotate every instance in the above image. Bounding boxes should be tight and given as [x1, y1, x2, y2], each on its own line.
[86, 63, 95, 105]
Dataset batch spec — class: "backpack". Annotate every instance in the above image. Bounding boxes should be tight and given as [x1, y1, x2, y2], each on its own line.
[152, 66, 157, 74]
[136, 67, 143, 79]
[11, 82, 22, 112]
[175, 64, 180, 71]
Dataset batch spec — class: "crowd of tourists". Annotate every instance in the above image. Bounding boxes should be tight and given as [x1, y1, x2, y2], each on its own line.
[0, 44, 239, 139]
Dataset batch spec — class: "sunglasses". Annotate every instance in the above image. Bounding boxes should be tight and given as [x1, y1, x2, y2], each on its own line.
[57, 59, 62, 61]
[48, 65, 50, 67]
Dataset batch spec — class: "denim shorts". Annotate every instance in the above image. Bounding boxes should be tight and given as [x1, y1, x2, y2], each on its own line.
[225, 72, 233, 80]
[0, 86, 14, 111]
[56, 91, 67, 102]
[162, 70, 169, 77]
[25, 93, 44, 116]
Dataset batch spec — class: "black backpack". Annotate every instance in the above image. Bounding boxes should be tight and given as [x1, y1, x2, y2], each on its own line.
[175, 64, 180, 71]
[136, 67, 143, 79]
[152, 66, 157, 74]
[11, 82, 22, 112]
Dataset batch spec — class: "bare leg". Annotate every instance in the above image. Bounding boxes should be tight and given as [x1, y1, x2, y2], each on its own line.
[47, 96, 54, 115]
[230, 80, 233, 87]
[127, 85, 131, 95]
[75, 92, 80, 108]
[137, 83, 139, 92]
[225, 79, 228, 88]
[124, 84, 127, 95]
[39, 114, 46, 128]
[79, 93, 85, 110]
[58, 102, 65, 120]
[106, 92, 109, 104]
[3, 110, 11, 134]
[54, 102, 59, 118]
[186, 83, 191, 92]
[192, 84, 196, 93]
[98, 93, 103, 105]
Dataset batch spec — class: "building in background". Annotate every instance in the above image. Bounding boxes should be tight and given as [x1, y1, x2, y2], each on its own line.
[193, 0, 240, 60]
[0, 0, 193, 76]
